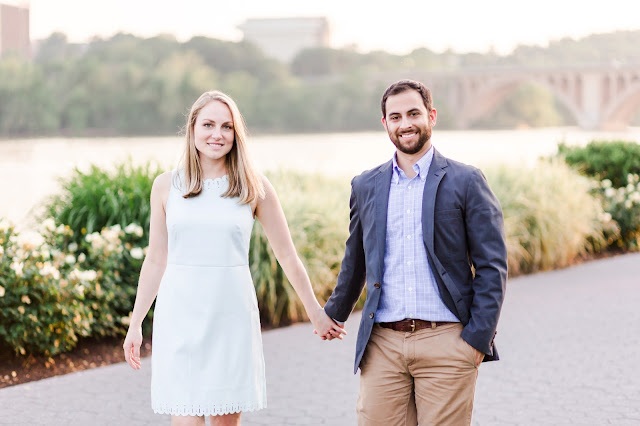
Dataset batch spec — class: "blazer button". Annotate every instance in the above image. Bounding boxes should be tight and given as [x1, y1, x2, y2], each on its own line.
[369, 313, 375, 319]
[374, 283, 381, 289]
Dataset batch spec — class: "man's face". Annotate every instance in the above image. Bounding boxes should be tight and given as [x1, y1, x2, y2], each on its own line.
[382, 89, 436, 156]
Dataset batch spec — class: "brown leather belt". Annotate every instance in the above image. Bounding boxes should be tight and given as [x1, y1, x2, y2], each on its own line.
[379, 319, 455, 332]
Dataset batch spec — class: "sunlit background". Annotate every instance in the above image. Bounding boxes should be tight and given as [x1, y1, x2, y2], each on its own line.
[1, 3, 640, 423]
[19, 0, 640, 54]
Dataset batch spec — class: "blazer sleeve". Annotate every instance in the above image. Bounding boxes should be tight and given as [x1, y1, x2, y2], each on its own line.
[324, 178, 367, 322]
[460, 168, 508, 355]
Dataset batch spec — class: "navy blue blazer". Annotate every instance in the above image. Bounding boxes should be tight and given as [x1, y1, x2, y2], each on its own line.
[324, 149, 508, 374]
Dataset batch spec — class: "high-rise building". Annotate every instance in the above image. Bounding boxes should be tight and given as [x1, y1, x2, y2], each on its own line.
[238, 17, 330, 63]
[0, 2, 30, 58]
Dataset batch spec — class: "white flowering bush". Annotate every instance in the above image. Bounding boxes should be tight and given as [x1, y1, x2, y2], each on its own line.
[79, 223, 148, 336]
[0, 220, 92, 356]
[0, 218, 148, 356]
[558, 140, 640, 250]
[598, 174, 640, 249]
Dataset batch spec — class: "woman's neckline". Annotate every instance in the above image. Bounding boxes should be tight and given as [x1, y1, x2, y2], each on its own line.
[202, 174, 228, 183]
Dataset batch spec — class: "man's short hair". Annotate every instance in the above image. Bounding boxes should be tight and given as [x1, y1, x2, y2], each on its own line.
[381, 80, 433, 118]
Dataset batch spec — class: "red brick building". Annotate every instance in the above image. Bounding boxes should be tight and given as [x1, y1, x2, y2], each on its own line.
[0, 3, 30, 58]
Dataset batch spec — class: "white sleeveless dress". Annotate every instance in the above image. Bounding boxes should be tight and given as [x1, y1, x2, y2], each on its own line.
[151, 171, 267, 416]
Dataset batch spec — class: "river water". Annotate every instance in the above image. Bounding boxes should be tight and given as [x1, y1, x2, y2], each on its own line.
[2, 127, 639, 227]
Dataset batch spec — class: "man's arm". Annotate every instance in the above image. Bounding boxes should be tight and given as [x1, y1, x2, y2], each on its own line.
[460, 169, 508, 356]
[324, 178, 367, 323]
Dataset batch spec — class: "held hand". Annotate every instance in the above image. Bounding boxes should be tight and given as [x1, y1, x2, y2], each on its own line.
[313, 328, 341, 341]
[123, 326, 143, 370]
[310, 307, 346, 341]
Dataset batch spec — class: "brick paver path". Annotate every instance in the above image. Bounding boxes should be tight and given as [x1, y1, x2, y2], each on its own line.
[1, 253, 639, 425]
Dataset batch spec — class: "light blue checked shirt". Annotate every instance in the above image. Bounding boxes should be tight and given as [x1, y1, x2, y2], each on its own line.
[376, 147, 460, 323]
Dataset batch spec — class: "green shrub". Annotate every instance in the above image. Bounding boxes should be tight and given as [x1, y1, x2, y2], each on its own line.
[485, 160, 611, 275]
[0, 220, 92, 356]
[557, 140, 640, 249]
[250, 170, 352, 326]
[557, 140, 640, 187]
[42, 161, 161, 247]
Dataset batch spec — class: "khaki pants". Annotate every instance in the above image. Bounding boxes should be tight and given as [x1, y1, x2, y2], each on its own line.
[357, 323, 479, 426]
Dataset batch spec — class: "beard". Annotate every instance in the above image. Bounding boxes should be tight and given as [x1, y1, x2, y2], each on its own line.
[390, 126, 432, 155]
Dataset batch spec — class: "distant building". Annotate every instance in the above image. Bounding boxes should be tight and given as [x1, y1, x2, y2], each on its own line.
[238, 17, 330, 63]
[0, 2, 30, 58]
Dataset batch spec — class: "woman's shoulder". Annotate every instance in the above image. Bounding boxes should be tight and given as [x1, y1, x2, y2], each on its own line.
[256, 173, 276, 198]
[153, 171, 173, 188]
[252, 173, 274, 211]
[258, 172, 271, 186]
[150, 170, 175, 198]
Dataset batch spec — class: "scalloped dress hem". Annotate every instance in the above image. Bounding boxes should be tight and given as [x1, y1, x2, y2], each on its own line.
[152, 401, 266, 417]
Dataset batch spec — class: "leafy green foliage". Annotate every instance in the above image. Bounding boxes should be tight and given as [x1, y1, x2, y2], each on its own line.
[557, 140, 640, 249]
[0, 58, 59, 135]
[42, 161, 161, 247]
[557, 140, 640, 187]
[10, 29, 640, 136]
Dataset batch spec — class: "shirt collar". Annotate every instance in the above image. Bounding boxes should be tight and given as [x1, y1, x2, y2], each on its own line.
[391, 146, 435, 183]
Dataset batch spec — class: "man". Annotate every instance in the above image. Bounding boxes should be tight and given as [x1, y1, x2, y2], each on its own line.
[322, 79, 507, 425]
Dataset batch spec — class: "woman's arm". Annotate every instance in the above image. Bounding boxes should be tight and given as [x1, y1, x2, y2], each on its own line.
[254, 176, 346, 339]
[123, 171, 171, 369]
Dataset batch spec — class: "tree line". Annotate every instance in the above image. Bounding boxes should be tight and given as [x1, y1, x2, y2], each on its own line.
[2, 30, 640, 138]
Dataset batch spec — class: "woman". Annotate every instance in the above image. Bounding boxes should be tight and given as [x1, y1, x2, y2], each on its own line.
[123, 90, 345, 426]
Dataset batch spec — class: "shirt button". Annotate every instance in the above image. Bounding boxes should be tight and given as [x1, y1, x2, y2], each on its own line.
[407, 209, 411, 214]
[407, 261, 412, 266]
[374, 282, 381, 289]
[407, 235, 412, 240]
[408, 185, 412, 189]
[369, 313, 375, 319]
[408, 287, 413, 291]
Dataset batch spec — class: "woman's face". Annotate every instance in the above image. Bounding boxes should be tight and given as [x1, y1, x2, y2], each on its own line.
[193, 100, 235, 163]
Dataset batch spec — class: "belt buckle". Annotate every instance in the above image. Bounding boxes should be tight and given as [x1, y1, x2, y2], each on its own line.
[410, 319, 415, 333]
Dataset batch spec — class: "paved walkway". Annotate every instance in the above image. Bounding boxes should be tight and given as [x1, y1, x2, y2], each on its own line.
[1, 253, 639, 425]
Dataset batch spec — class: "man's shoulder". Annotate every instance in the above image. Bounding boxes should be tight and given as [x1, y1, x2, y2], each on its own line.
[437, 152, 483, 180]
[437, 152, 478, 173]
[351, 160, 392, 186]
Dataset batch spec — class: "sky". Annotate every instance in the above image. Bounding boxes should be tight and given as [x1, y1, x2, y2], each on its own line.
[10, 0, 640, 55]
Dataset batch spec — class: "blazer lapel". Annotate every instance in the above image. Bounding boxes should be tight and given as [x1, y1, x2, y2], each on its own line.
[422, 149, 448, 251]
[375, 161, 393, 279]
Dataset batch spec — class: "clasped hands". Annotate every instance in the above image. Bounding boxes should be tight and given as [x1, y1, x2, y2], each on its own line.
[310, 306, 346, 341]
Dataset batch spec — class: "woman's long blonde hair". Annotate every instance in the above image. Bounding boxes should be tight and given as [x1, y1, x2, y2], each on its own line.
[178, 90, 265, 204]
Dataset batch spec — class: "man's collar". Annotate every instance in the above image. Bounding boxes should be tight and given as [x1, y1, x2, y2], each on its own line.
[392, 146, 434, 182]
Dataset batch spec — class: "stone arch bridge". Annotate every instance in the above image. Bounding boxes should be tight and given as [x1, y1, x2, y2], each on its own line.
[376, 65, 640, 130]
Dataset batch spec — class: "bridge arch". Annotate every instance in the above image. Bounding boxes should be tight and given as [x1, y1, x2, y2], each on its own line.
[600, 81, 640, 130]
[385, 65, 640, 129]
[458, 75, 582, 128]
